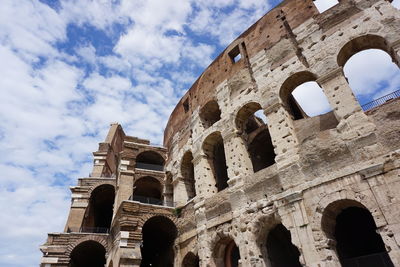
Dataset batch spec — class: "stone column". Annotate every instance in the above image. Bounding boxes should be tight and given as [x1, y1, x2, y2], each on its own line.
[63, 196, 88, 232]
[113, 162, 134, 216]
[221, 130, 253, 187]
[238, 232, 266, 267]
[317, 68, 376, 137]
[172, 177, 189, 207]
[278, 195, 322, 267]
[192, 152, 218, 198]
[263, 101, 300, 169]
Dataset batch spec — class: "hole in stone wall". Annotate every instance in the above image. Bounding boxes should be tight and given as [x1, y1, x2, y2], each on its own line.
[69, 240, 106, 267]
[228, 45, 242, 63]
[183, 98, 190, 113]
[141, 216, 177, 267]
[225, 240, 240, 267]
[334, 207, 394, 266]
[200, 100, 222, 128]
[203, 132, 229, 192]
[181, 151, 196, 200]
[313, 0, 339, 13]
[266, 224, 302, 267]
[236, 102, 276, 172]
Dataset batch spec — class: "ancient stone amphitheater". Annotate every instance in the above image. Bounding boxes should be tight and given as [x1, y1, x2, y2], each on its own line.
[40, 0, 400, 266]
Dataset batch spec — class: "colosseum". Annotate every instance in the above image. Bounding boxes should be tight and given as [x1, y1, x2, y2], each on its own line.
[40, 0, 400, 266]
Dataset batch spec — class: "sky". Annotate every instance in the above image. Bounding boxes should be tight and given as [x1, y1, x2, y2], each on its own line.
[0, 0, 399, 266]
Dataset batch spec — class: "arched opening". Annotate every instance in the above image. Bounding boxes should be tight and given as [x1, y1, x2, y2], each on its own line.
[266, 224, 302, 267]
[81, 184, 115, 233]
[136, 151, 165, 171]
[340, 42, 400, 111]
[235, 102, 276, 172]
[214, 238, 240, 267]
[181, 151, 196, 200]
[140, 216, 177, 267]
[200, 100, 222, 128]
[322, 200, 394, 266]
[69, 240, 106, 267]
[203, 132, 229, 191]
[132, 176, 162, 205]
[280, 71, 333, 121]
[182, 252, 200, 267]
[336, 207, 393, 266]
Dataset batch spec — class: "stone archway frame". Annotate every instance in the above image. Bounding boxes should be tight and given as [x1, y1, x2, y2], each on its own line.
[65, 235, 109, 259]
[138, 214, 180, 266]
[87, 181, 116, 197]
[207, 222, 243, 267]
[310, 188, 392, 264]
[248, 210, 305, 267]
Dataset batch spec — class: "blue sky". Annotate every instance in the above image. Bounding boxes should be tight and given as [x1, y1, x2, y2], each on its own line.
[0, 0, 399, 266]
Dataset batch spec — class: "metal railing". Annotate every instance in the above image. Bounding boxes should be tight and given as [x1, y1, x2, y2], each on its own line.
[361, 89, 400, 111]
[79, 227, 110, 234]
[135, 162, 164, 171]
[341, 252, 394, 267]
[129, 195, 174, 207]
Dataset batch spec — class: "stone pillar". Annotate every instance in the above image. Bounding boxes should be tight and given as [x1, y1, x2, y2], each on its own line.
[263, 101, 300, 169]
[278, 195, 322, 267]
[118, 236, 142, 267]
[238, 232, 265, 267]
[221, 130, 253, 187]
[173, 177, 189, 206]
[114, 164, 134, 217]
[63, 197, 88, 232]
[192, 153, 218, 198]
[317, 68, 376, 137]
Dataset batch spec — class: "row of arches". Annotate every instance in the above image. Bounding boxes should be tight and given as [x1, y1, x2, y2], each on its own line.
[70, 199, 393, 267]
[180, 34, 400, 197]
[197, 34, 399, 129]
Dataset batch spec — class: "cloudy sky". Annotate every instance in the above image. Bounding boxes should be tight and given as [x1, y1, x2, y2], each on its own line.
[0, 0, 399, 266]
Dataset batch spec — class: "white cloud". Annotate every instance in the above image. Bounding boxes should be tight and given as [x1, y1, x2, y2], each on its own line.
[292, 82, 332, 117]
[393, 0, 400, 8]
[343, 49, 400, 100]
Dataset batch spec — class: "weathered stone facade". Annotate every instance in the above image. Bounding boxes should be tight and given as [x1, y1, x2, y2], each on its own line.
[40, 0, 400, 266]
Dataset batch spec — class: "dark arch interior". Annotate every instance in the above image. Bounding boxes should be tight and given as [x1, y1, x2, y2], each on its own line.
[203, 133, 229, 192]
[335, 207, 393, 267]
[182, 252, 200, 267]
[136, 151, 165, 171]
[181, 151, 196, 200]
[212, 136, 229, 191]
[236, 103, 276, 173]
[69, 240, 106, 267]
[247, 127, 276, 172]
[82, 184, 115, 232]
[133, 176, 162, 204]
[266, 224, 302, 267]
[200, 100, 222, 128]
[224, 240, 240, 267]
[141, 216, 177, 267]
